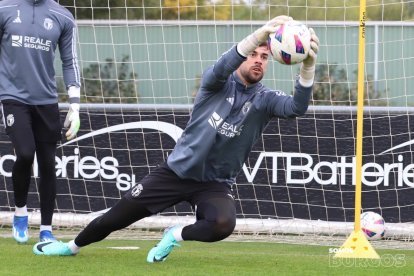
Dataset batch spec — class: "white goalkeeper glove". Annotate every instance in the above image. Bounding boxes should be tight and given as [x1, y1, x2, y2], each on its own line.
[299, 27, 320, 87]
[64, 86, 81, 140]
[64, 103, 80, 140]
[237, 15, 293, 57]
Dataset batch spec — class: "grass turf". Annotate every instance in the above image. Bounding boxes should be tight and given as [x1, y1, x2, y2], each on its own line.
[1, 237, 413, 275]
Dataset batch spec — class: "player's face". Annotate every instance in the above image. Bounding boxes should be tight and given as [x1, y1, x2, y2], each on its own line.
[237, 45, 269, 85]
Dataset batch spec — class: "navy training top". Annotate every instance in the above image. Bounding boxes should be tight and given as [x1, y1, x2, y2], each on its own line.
[167, 45, 312, 184]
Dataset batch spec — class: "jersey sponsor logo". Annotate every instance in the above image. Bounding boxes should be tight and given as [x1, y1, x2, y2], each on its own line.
[43, 18, 53, 30]
[11, 35, 51, 52]
[208, 112, 223, 129]
[13, 10, 21, 23]
[208, 112, 244, 137]
[6, 114, 14, 127]
[131, 183, 143, 197]
[217, 121, 244, 137]
[11, 35, 23, 47]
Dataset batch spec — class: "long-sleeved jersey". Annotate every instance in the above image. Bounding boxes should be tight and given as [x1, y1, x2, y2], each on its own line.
[167, 45, 312, 185]
[0, 0, 80, 105]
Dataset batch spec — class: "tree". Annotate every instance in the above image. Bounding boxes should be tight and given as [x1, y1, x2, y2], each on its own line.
[312, 64, 387, 106]
[58, 55, 138, 103]
[57, 0, 413, 21]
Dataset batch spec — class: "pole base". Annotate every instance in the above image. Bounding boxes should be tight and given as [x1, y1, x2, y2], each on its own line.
[334, 230, 380, 259]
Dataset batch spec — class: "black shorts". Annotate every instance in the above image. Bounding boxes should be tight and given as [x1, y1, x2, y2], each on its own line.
[124, 162, 234, 214]
[1, 99, 61, 142]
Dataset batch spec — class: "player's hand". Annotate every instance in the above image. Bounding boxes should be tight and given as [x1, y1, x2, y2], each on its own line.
[302, 28, 319, 68]
[254, 15, 293, 44]
[237, 15, 292, 57]
[64, 103, 80, 140]
[299, 28, 319, 86]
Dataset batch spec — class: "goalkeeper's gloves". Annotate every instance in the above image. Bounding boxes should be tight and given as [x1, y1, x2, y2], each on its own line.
[299, 27, 320, 87]
[64, 86, 81, 140]
[237, 15, 292, 57]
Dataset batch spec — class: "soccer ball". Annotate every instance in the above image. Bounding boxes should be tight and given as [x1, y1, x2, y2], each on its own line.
[267, 20, 311, 65]
[361, 211, 385, 240]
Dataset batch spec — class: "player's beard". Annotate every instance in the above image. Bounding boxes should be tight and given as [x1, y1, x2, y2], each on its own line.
[241, 66, 264, 84]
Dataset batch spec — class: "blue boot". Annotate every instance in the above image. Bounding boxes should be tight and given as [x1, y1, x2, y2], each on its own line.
[39, 230, 57, 242]
[12, 216, 29, 244]
[147, 226, 181, 263]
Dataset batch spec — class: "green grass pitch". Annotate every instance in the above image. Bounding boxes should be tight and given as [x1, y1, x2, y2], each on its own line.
[1, 236, 414, 275]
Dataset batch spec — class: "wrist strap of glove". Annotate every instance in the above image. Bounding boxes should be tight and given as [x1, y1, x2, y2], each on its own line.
[68, 86, 80, 104]
[237, 33, 261, 57]
[299, 65, 315, 87]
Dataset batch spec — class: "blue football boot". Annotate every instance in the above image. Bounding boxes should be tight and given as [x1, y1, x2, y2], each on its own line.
[12, 215, 29, 244]
[147, 226, 181, 263]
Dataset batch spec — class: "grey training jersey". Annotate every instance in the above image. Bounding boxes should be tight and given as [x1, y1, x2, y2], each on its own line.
[167, 46, 312, 185]
[0, 0, 80, 105]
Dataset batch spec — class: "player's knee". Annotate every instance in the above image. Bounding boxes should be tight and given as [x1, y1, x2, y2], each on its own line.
[15, 150, 35, 165]
[211, 216, 236, 241]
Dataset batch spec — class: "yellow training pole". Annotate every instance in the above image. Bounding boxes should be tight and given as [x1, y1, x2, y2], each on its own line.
[354, 0, 367, 234]
[334, 0, 380, 259]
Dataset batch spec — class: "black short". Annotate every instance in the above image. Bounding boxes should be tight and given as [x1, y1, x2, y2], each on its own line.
[124, 162, 234, 214]
[1, 99, 61, 142]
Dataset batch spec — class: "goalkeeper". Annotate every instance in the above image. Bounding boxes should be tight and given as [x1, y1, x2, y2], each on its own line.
[0, 0, 81, 243]
[33, 15, 319, 261]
